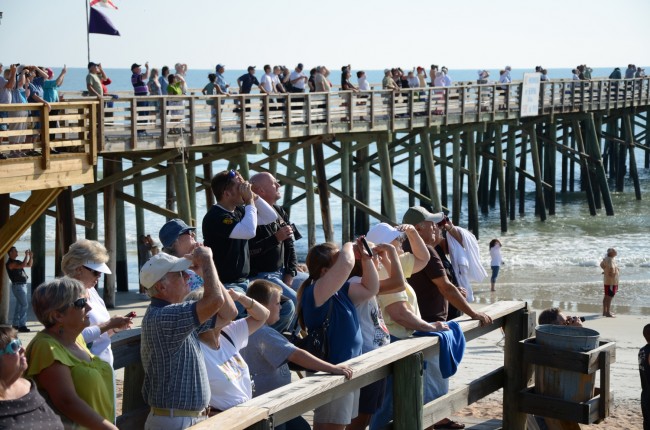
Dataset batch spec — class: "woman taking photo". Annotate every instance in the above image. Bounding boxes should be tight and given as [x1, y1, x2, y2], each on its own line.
[26, 278, 117, 430]
[61, 239, 133, 367]
[0, 326, 63, 428]
[297, 238, 379, 430]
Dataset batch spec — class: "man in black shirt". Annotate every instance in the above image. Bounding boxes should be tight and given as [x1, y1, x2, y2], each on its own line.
[202, 170, 278, 318]
[6, 246, 33, 332]
[249, 172, 298, 332]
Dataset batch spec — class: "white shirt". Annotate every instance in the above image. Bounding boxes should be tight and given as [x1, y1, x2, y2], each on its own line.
[201, 318, 252, 410]
[407, 76, 420, 88]
[358, 76, 370, 91]
[490, 244, 502, 266]
[289, 70, 306, 90]
[260, 73, 275, 94]
[82, 287, 114, 366]
[227, 196, 278, 240]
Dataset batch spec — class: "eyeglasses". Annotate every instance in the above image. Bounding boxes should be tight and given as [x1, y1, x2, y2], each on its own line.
[83, 266, 101, 277]
[181, 230, 195, 238]
[0, 338, 22, 356]
[72, 297, 88, 309]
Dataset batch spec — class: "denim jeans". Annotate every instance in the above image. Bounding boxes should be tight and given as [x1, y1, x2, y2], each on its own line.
[248, 270, 296, 333]
[11, 283, 28, 327]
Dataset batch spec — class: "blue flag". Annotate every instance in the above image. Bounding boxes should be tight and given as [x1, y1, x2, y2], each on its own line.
[88, 7, 120, 36]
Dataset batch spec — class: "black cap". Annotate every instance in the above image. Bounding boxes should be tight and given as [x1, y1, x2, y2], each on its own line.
[131, 63, 141, 71]
[88, 62, 98, 69]
[297, 63, 304, 69]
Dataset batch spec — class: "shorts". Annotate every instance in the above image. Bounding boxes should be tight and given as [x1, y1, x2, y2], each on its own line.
[313, 387, 359, 425]
[358, 378, 387, 414]
[604, 285, 618, 297]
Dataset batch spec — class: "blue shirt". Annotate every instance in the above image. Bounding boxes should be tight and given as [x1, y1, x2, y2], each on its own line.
[159, 75, 169, 95]
[237, 73, 260, 94]
[42, 80, 59, 103]
[140, 297, 216, 410]
[301, 281, 362, 364]
[215, 72, 227, 93]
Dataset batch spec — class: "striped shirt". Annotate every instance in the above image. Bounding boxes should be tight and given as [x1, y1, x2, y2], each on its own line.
[140, 297, 215, 410]
[131, 73, 148, 96]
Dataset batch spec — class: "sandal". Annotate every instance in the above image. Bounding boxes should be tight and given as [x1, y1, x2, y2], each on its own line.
[433, 419, 465, 429]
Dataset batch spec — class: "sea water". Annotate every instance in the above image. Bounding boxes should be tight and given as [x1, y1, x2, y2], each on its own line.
[7, 68, 650, 315]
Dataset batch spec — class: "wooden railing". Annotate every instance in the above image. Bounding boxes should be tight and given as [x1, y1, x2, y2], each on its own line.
[2, 78, 649, 157]
[112, 301, 538, 430]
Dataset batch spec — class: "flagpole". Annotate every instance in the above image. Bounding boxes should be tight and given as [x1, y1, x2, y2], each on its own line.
[85, 0, 90, 63]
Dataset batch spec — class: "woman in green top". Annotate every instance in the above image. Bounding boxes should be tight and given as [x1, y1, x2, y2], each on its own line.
[26, 277, 117, 430]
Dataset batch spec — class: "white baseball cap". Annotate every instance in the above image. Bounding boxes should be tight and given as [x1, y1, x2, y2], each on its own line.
[140, 253, 192, 289]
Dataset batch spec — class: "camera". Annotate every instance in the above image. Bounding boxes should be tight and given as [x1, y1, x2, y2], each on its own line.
[579, 317, 586, 322]
[290, 223, 302, 241]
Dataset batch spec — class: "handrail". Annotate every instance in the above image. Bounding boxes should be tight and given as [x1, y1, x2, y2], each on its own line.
[2, 77, 649, 158]
[109, 301, 533, 429]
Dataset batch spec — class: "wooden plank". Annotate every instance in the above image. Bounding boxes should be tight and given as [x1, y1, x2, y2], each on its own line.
[394, 352, 423, 430]
[0, 188, 64, 257]
[116, 190, 179, 219]
[9, 198, 93, 228]
[521, 340, 616, 374]
[422, 367, 504, 428]
[502, 307, 528, 429]
[191, 407, 269, 430]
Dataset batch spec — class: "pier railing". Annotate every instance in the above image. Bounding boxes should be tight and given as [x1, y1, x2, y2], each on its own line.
[112, 301, 537, 430]
[1, 78, 648, 157]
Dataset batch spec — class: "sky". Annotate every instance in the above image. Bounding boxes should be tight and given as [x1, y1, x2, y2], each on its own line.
[1, 0, 649, 70]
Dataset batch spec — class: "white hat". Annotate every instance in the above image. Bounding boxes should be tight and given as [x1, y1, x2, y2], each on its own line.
[83, 260, 112, 275]
[366, 223, 402, 245]
[140, 253, 192, 289]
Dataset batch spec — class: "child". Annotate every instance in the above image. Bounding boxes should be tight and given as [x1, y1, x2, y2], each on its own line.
[202, 73, 218, 132]
[241, 279, 352, 430]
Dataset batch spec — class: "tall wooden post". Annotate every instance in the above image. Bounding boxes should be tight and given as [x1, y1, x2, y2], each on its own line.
[340, 138, 352, 242]
[303, 142, 316, 248]
[452, 132, 462, 225]
[393, 352, 424, 430]
[506, 126, 516, 220]
[114, 159, 128, 292]
[561, 123, 570, 193]
[268, 142, 279, 176]
[408, 138, 416, 208]
[55, 187, 77, 277]
[545, 121, 557, 216]
[0, 195, 10, 324]
[283, 147, 299, 217]
[313, 139, 334, 242]
[623, 113, 642, 200]
[572, 119, 597, 216]
[187, 152, 197, 223]
[377, 133, 396, 221]
[527, 125, 547, 222]
[103, 159, 117, 308]
[494, 126, 508, 232]
[203, 153, 215, 209]
[439, 134, 448, 208]
[419, 130, 441, 212]
[30, 215, 46, 293]
[85, 166, 98, 241]
[503, 307, 533, 429]
[355, 143, 370, 236]
[518, 129, 528, 216]
[173, 159, 192, 224]
[585, 114, 615, 214]
[466, 131, 480, 235]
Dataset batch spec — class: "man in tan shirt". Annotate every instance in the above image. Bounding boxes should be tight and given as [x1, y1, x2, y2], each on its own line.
[600, 248, 620, 318]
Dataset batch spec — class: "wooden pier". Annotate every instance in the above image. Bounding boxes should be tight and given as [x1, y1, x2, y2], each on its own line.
[0, 77, 649, 307]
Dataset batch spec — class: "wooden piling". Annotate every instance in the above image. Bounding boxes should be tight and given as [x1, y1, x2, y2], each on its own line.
[377, 133, 397, 221]
[393, 352, 424, 430]
[30, 214, 46, 292]
[283, 148, 298, 217]
[439, 134, 448, 208]
[503, 307, 533, 429]
[466, 131, 480, 235]
[187, 152, 197, 223]
[419, 130, 441, 211]
[55, 187, 77, 277]
[173, 159, 192, 224]
[572, 119, 597, 216]
[303, 142, 316, 248]
[585, 114, 615, 214]
[452, 132, 462, 224]
[341, 138, 352, 242]
[518, 130, 528, 216]
[313, 139, 334, 242]
[527, 124, 547, 221]
[494, 126, 508, 232]
[114, 159, 128, 292]
[103, 158, 117, 308]
[545, 121, 557, 216]
[85, 166, 98, 241]
[203, 153, 215, 209]
[623, 113, 642, 200]
[506, 125, 517, 220]
[355, 142, 370, 236]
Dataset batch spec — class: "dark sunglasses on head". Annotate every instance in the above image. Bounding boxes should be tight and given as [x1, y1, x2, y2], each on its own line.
[84, 266, 101, 277]
[72, 297, 88, 309]
[0, 338, 22, 356]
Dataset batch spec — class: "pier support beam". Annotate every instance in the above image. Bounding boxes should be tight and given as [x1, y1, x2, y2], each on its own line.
[466, 131, 480, 235]
[103, 158, 117, 308]
[313, 139, 334, 243]
[303, 142, 316, 248]
[494, 126, 508, 232]
[55, 187, 77, 276]
[585, 114, 615, 214]
[623, 113, 642, 200]
[419, 130, 441, 212]
[377, 134, 396, 222]
[572, 119, 597, 216]
[526, 124, 547, 221]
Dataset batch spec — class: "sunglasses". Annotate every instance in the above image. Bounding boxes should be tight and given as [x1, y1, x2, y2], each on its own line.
[72, 297, 88, 309]
[0, 338, 22, 356]
[83, 266, 102, 277]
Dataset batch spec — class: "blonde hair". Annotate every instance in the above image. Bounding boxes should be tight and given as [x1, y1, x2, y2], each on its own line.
[61, 239, 109, 276]
[32, 277, 85, 328]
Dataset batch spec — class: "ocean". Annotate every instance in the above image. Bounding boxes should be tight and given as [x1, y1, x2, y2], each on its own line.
[8, 67, 650, 316]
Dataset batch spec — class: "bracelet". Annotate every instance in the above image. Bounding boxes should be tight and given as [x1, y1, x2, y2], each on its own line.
[244, 297, 254, 310]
